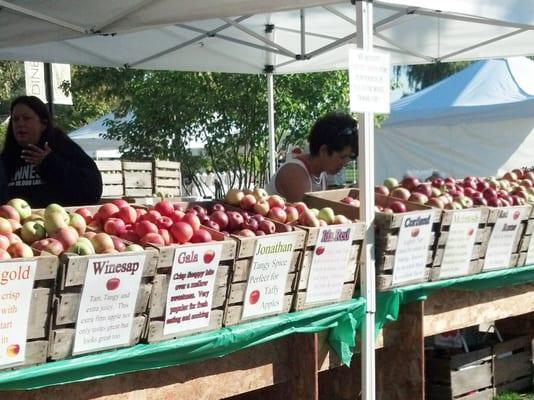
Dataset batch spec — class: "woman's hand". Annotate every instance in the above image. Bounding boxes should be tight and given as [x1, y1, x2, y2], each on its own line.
[21, 142, 51, 165]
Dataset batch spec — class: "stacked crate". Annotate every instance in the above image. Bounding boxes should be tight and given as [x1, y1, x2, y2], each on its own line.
[153, 160, 181, 198]
[95, 160, 124, 198]
[123, 161, 153, 197]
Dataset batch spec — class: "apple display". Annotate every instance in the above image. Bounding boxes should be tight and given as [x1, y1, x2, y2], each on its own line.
[7, 198, 31, 220]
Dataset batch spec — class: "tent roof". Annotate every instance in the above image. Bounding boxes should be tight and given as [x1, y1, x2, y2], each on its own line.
[1, 1, 534, 73]
[383, 57, 534, 125]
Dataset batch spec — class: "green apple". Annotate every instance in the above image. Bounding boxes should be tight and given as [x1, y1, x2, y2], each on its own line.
[318, 207, 335, 225]
[125, 244, 144, 252]
[309, 208, 320, 217]
[7, 198, 31, 220]
[44, 203, 67, 218]
[68, 239, 95, 255]
[44, 211, 69, 235]
[383, 177, 399, 191]
[20, 221, 46, 244]
[69, 213, 87, 235]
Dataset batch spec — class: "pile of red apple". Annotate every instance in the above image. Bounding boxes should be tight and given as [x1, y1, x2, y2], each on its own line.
[85, 199, 217, 246]
[0, 198, 141, 259]
[225, 188, 353, 229]
[374, 168, 534, 211]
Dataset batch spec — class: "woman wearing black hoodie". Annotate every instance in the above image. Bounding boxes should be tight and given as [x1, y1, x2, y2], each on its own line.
[1, 96, 102, 208]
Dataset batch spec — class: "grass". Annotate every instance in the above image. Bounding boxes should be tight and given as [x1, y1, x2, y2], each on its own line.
[494, 393, 534, 400]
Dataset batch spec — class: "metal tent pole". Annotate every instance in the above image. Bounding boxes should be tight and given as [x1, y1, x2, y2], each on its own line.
[265, 23, 277, 179]
[355, 1, 377, 400]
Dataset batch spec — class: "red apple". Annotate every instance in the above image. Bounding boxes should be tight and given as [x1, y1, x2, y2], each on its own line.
[210, 211, 228, 230]
[154, 201, 175, 217]
[293, 202, 308, 214]
[389, 200, 407, 213]
[159, 228, 172, 245]
[141, 210, 162, 224]
[268, 195, 285, 209]
[117, 206, 137, 225]
[427, 197, 445, 209]
[135, 220, 158, 237]
[268, 207, 287, 223]
[182, 213, 201, 232]
[156, 216, 173, 230]
[0, 248, 11, 260]
[237, 228, 256, 237]
[285, 206, 299, 223]
[414, 183, 432, 198]
[52, 226, 79, 250]
[91, 232, 115, 253]
[211, 203, 225, 213]
[119, 230, 140, 243]
[140, 232, 165, 246]
[431, 178, 444, 188]
[0, 205, 20, 222]
[390, 187, 411, 201]
[258, 219, 276, 235]
[341, 196, 354, 204]
[33, 238, 64, 256]
[191, 229, 213, 243]
[253, 199, 270, 216]
[375, 186, 390, 196]
[240, 194, 257, 210]
[203, 220, 220, 231]
[170, 210, 185, 223]
[104, 218, 127, 236]
[7, 242, 34, 258]
[98, 203, 120, 220]
[401, 176, 420, 191]
[0, 235, 10, 250]
[170, 222, 194, 244]
[111, 236, 127, 252]
[111, 199, 129, 209]
[226, 211, 244, 231]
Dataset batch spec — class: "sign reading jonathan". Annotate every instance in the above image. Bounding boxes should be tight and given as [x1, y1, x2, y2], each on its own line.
[163, 244, 222, 335]
[305, 226, 356, 304]
[73, 253, 146, 355]
[484, 208, 526, 271]
[392, 211, 434, 285]
[439, 210, 481, 279]
[0, 261, 37, 367]
[242, 235, 296, 319]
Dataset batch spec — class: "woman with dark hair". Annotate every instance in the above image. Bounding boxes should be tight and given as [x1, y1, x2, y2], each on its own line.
[266, 111, 358, 202]
[1, 96, 102, 208]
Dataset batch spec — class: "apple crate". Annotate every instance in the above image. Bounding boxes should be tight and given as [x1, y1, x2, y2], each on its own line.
[303, 188, 442, 290]
[477, 204, 531, 271]
[123, 161, 153, 197]
[144, 230, 236, 343]
[292, 221, 365, 311]
[95, 160, 124, 198]
[0, 253, 58, 370]
[430, 208, 490, 281]
[47, 246, 158, 360]
[153, 160, 182, 198]
[426, 345, 495, 400]
[493, 336, 532, 395]
[223, 224, 307, 326]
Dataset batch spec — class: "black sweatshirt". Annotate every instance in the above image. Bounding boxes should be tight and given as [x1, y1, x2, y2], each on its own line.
[1, 131, 103, 208]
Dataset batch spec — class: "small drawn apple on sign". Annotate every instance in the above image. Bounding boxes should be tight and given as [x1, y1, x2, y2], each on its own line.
[249, 290, 260, 305]
[6, 344, 20, 357]
[106, 277, 120, 291]
[203, 250, 215, 264]
[467, 228, 474, 236]
[411, 228, 420, 238]
[315, 246, 325, 256]
[513, 211, 521, 220]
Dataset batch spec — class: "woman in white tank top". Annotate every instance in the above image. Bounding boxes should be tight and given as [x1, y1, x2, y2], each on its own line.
[266, 112, 358, 202]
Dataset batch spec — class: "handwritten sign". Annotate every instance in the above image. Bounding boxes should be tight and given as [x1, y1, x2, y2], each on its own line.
[349, 48, 390, 114]
[483, 208, 526, 271]
[392, 211, 434, 285]
[439, 210, 481, 279]
[241, 235, 296, 319]
[305, 226, 355, 304]
[163, 244, 222, 335]
[73, 253, 146, 355]
[0, 261, 36, 367]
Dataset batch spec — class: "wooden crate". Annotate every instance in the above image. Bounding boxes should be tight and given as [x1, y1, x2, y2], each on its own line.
[426, 346, 494, 400]
[479, 205, 531, 271]
[48, 247, 158, 360]
[292, 221, 365, 311]
[494, 336, 533, 394]
[516, 206, 534, 266]
[0, 253, 58, 370]
[304, 188, 441, 290]
[123, 161, 153, 197]
[430, 208, 490, 281]
[95, 160, 124, 198]
[144, 231, 237, 343]
[153, 160, 181, 198]
[223, 226, 307, 326]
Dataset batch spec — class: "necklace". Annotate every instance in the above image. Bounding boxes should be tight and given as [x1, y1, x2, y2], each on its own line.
[311, 173, 322, 185]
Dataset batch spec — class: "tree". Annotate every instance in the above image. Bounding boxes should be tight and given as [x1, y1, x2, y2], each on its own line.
[395, 61, 472, 92]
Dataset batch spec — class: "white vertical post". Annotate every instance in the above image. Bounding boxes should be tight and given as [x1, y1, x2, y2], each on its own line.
[355, 1, 376, 400]
[266, 24, 277, 179]
[267, 73, 276, 178]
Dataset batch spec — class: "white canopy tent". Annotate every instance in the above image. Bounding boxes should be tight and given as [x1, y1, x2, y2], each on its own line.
[375, 57, 534, 182]
[2, 2, 534, 399]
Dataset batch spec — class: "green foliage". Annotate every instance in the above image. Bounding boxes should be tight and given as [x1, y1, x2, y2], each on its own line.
[0, 61, 24, 119]
[395, 61, 472, 91]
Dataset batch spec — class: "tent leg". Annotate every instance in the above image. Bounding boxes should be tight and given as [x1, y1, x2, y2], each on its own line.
[355, 1, 377, 400]
[267, 72, 276, 179]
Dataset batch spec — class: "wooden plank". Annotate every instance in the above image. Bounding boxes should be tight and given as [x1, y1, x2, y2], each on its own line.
[102, 185, 124, 197]
[101, 173, 123, 184]
[1, 336, 302, 400]
[95, 160, 122, 171]
[494, 351, 532, 385]
[495, 376, 532, 394]
[124, 173, 152, 188]
[27, 288, 51, 340]
[423, 284, 534, 336]
[124, 188, 153, 197]
[450, 363, 492, 397]
[154, 177, 180, 186]
[122, 161, 152, 170]
[281, 333, 318, 400]
[154, 160, 180, 169]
